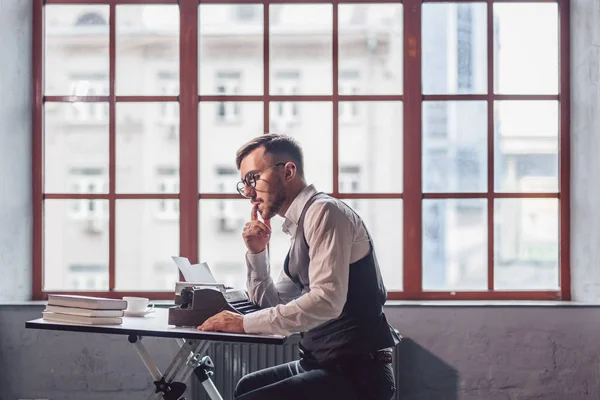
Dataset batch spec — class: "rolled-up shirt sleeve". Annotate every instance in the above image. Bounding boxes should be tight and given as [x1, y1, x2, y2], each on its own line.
[246, 249, 303, 308]
[243, 201, 353, 336]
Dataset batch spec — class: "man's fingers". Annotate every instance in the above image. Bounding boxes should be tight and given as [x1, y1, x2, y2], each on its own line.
[264, 219, 271, 229]
[244, 221, 271, 234]
[251, 203, 258, 221]
[250, 224, 270, 236]
[198, 318, 214, 331]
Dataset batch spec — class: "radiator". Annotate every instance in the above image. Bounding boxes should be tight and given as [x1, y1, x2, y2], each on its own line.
[190, 342, 404, 400]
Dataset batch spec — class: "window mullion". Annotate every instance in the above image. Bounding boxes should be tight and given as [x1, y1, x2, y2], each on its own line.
[108, 3, 116, 291]
[402, 0, 423, 295]
[179, 0, 199, 267]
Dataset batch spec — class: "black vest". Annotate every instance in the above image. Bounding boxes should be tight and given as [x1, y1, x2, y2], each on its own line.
[283, 192, 400, 364]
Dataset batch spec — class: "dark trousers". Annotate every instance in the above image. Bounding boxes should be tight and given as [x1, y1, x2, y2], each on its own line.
[233, 357, 396, 400]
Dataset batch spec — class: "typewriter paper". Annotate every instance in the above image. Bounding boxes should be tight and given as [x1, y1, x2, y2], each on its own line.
[171, 256, 217, 284]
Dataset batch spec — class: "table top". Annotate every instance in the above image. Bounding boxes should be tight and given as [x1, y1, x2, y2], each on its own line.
[25, 308, 290, 345]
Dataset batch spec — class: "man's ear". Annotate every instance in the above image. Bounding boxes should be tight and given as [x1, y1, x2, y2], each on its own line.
[284, 162, 296, 181]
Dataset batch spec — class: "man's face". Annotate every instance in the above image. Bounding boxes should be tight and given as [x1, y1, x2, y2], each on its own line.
[239, 147, 286, 220]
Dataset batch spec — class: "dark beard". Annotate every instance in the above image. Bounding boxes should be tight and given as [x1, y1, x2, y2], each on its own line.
[263, 184, 286, 220]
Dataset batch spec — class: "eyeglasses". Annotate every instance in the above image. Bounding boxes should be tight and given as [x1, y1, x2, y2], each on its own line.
[236, 162, 286, 198]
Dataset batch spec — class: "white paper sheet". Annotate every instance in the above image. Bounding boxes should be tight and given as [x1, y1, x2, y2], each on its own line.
[171, 256, 217, 283]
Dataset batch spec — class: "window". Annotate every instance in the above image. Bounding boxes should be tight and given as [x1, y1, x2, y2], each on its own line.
[216, 167, 243, 233]
[33, 1, 569, 302]
[75, 12, 107, 26]
[339, 70, 360, 123]
[68, 265, 108, 291]
[69, 167, 107, 234]
[215, 71, 241, 123]
[159, 72, 179, 124]
[67, 74, 109, 122]
[271, 70, 300, 131]
[157, 167, 179, 220]
[456, 5, 473, 91]
[235, 5, 260, 22]
[339, 165, 360, 210]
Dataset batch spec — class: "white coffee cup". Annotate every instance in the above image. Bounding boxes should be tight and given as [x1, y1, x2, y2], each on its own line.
[123, 297, 154, 313]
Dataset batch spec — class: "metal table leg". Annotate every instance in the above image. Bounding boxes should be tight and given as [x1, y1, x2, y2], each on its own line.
[128, 335, 224, 400]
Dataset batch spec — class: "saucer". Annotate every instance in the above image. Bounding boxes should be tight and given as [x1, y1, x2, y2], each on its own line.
[124, 309, 155, 318]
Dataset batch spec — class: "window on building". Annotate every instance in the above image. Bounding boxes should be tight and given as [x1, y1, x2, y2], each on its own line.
[159, 72, 179, 123]
[215, 71, 241, 123]
[339, 70, 360, 123]
[68, 264, 108, 291]
[235, 5, 260, 22]
[75, 13, 107, 26]
[456, 5, 473, 91]
[216, 166, 243, 233]
[68, 74, 109, 122]
[157, 167, 179, 220]
[339, 165, 361, 210]
[69, 167, 107, 234]
[271, 70, 300, 131]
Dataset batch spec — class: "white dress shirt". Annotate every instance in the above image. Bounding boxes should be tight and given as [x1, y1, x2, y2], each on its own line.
[242, 184, 371, 336]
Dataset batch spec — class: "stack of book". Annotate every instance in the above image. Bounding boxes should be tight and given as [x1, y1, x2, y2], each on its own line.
[43, 294, 128, 325]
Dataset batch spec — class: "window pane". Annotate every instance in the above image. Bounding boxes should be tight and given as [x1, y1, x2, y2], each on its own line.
[270, 5, 332, 95]
[422, 3, 487, 95]
[339, 102, 403, 193]
[423, 101, 487, 193]
[116, 103, 180, 193]
[423, 199, 487, 291]
[494, 199, 559, 290]
[199, 102, 263, 192]
[199, 199, 251, 290]
[116, 5, 179, 95]
[45, 103, 109, 193]
[355, 199, 403, 291]
[495, 101, 558, 193]
[338, 4, 403, 95]
[269, 102, 333, 192]
[44, 200, 109, 291]
[494, 4, 558, 95]
[115, 200, 179, 290]
[199, 5, 264, 95]
[45, 5, 109, 96]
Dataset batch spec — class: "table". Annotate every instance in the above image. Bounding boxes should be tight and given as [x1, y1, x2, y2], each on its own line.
[26, 308, 292, 400]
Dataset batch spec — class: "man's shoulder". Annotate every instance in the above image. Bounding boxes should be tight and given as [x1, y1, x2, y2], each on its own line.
[305, 194, 360, 225]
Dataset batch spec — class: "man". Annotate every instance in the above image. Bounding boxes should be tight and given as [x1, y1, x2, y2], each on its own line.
[197, 133, 401, 400]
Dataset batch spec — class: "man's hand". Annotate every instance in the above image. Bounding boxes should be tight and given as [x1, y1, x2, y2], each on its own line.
[197, 310, 245, 333]
[242, 203, 271, 254]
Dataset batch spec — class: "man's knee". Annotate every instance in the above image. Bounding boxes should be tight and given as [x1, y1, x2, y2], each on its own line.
[233, 372, 256, 398]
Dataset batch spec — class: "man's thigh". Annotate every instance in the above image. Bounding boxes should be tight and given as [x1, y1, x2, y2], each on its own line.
[234, 361, 303, 398]
[234, 366, 358, 400]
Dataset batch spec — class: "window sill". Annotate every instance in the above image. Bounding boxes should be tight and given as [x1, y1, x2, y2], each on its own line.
[384, 300, 600, 307]
[0, 300, 176, 307]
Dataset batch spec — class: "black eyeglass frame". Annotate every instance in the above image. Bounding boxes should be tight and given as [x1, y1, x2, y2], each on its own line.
[236, 162, 287, 197]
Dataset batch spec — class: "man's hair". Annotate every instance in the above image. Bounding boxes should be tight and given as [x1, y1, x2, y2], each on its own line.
[235, 133, 304, 175]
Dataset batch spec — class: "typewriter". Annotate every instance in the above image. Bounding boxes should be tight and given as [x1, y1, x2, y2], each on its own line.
[168, 282, 262, 327]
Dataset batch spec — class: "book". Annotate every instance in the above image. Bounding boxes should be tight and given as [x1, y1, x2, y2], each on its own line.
[42, 311, 122, 325]
[47, 294, 127, 310]
[44, 305, 124, 318]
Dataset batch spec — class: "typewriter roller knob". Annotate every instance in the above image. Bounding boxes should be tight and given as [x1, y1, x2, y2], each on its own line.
[180, 287, 193, 309]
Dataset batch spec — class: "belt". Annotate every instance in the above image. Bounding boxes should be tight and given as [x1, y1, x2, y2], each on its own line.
[299, 348, 394, 367]
[368, 348, 394, 363]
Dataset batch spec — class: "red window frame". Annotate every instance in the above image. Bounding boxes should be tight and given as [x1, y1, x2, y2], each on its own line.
[32, 0, 570, 301]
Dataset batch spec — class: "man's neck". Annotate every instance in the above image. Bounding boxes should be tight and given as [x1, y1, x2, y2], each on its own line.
[278, 181, 307, 218]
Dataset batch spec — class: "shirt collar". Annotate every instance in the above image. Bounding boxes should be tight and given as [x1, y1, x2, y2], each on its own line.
[281, 184, 318, 236]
